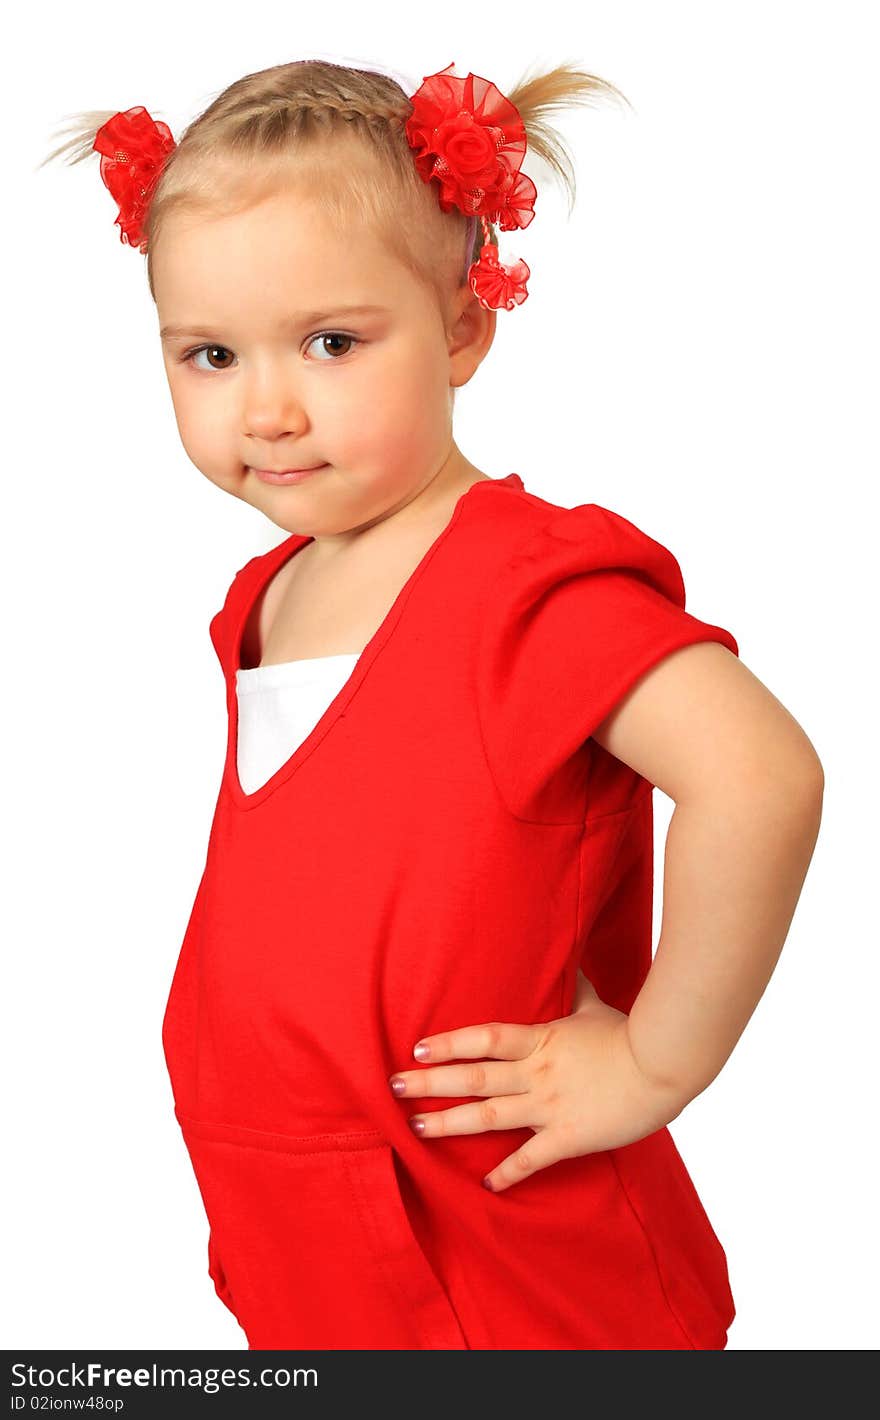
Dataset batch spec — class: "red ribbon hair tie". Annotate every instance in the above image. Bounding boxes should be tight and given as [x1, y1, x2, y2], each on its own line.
[92, 106, 176, 252]
[405, 62, 536, 310]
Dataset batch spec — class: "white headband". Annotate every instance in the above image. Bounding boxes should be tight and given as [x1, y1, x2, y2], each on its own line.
[294, 51, 421, 100]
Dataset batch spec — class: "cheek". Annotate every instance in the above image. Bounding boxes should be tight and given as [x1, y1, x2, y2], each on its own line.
[395, 337, 449, 408]
[165, 370, 199, 440]
[340, 368, 447, 486]
[352, 349, 445, 435]
[166, 376, 239, 485]
[167, 371, 210, 431]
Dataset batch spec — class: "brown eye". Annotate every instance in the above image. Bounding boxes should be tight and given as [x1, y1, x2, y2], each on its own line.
[186, 345, 234, 371]
[305, 332, 360, 360]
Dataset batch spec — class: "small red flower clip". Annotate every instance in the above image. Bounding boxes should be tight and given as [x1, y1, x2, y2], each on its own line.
[469, 243, 531, 311]
[405, 62, 536, 310]
[92, 106, 176, 252]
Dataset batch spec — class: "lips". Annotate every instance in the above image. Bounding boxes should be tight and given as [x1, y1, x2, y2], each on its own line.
[249, 464, 328, 486]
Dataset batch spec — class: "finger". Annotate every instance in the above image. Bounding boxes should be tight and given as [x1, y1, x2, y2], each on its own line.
[390, 1057, 529, 1100]
[412, 1020, 542, 1065]
[483, 1129, 573, 1194]
[406, 1092, 541, 1140]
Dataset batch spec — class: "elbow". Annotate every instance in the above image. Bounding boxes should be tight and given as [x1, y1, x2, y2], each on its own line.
[787, 748, 825, 808]
[705, 747, 825, 817]
[749, 725, 825, 809]
[777, 755, 825, 858]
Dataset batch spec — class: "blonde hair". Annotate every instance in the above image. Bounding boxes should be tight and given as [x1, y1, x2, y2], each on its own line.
[39, 59, 631, 325]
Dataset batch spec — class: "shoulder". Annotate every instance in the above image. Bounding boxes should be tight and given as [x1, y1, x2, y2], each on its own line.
[465, 480, 689, 609]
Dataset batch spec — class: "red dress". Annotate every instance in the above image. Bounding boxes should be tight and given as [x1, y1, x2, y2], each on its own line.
[162, 473, 739, 1350]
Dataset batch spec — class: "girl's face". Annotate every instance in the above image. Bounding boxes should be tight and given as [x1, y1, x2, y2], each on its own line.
[154, 187, 495, 540]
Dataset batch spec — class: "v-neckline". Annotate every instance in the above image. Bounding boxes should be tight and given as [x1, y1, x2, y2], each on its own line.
[222, 474, 524, 810]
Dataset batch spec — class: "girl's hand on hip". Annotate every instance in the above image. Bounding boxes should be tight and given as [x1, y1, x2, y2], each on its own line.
[388, 970, 687, 1193]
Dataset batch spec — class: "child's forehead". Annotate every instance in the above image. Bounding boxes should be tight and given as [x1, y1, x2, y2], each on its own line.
[154, 203, 409, 313]
[158, 189, 392, 267]
[159, 189, 355, 248]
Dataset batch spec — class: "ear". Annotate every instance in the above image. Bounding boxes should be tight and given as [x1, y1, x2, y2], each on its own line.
[446, 283, 497, 390]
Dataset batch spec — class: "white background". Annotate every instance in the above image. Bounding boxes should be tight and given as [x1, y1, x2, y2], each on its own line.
[4, 0, 877, 1351]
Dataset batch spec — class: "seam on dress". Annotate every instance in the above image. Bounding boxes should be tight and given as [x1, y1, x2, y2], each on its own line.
[340, 1148, 417, 1332]
[556, 803, 587, 1020]
[581, 798, 640, 945]
[562, 782, 649, 1047]
[185, 1139, 387, 1160]
[340, 1147, 466, 1350]
[606, 1149, 699, 1350]
[582, 782, 653, 825]
[177, 1113, 387, 1154]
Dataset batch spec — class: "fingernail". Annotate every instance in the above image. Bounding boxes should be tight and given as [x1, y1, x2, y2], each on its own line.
[409, 1117, 426, 1135]
[482, 1176, 495, 1191]
[413, 1042, 430, 1061]
[389, 1077, 406, 1096]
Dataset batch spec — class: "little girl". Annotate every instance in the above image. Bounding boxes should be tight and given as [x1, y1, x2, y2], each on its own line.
[44, 52, 823, 1351]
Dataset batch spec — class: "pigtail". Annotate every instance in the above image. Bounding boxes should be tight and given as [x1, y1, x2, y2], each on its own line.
[36, 110, 154, 171]
[506, 61, 633, 218]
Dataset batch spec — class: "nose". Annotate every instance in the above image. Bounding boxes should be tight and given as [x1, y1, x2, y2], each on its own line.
[242, 358, 310, 442]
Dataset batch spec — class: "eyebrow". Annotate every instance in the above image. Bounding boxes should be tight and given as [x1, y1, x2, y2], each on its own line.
[159, 305, 391, 340]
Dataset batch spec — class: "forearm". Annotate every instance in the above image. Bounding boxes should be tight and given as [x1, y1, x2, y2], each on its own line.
[625, 773, 824, 1105]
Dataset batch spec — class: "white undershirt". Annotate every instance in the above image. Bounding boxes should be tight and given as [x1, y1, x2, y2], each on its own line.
[235, 652, 361, 794]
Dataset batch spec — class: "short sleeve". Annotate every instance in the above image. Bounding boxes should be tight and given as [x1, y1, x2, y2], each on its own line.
[476, 502, 739, 822]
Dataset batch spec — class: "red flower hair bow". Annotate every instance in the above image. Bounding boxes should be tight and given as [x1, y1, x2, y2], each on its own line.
[405, 62, 536, 310]
[92, 106, 176, 252]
